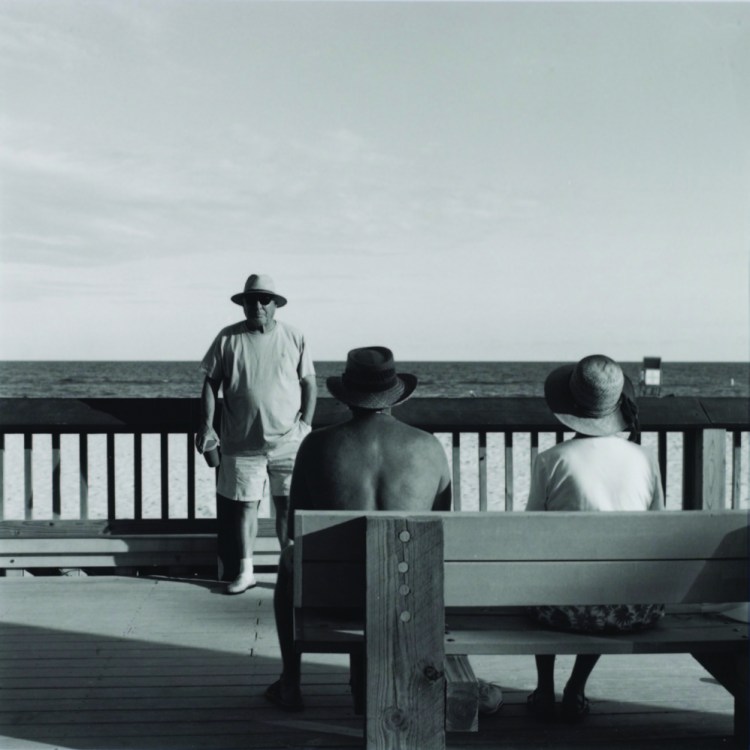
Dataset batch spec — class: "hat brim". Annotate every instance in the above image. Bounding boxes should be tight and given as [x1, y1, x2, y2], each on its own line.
[231, 292, 287, 307]
[544, 363, 634, 436]
[326, 373, 418, 410]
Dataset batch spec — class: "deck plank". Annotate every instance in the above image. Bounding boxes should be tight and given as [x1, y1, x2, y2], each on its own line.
[0, 575, 737, 750]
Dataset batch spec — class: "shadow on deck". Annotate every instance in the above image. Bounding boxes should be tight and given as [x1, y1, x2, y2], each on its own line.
[0, 574, 736, 750]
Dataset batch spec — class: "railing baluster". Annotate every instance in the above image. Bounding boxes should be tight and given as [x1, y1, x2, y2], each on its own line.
[478, 432, 487, 511]
[107, 434, 116, 519]
[187, 433, 196, 519]
[0, 433, 5, 520]
[505, 432, 514, 511]
[161, 433, 169, 519]
[79, 434, 88, 519]
[658, 432, 668, 496]
[530, 432, 538, 475]
[555, 430, 564, 445]
[452, 432, 461, 511]
[24, 433, 33, 520]
[682, 429, 697, 510]
[732, 430, 742, 510]
[52, 433, 61, 520]
[682, 428, 727, 510]
[134, 433, 143, 520]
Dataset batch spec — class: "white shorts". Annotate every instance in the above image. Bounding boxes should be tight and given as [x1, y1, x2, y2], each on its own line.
[217, 423, 311, 502]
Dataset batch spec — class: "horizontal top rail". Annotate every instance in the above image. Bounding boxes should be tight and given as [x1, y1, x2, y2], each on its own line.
[0, 396, 747, 433]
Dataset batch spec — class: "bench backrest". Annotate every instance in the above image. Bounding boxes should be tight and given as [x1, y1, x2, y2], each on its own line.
[294, 510, 749, 609]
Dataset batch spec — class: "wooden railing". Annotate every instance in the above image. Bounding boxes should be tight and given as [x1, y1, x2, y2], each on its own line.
[0, 396, 747, 520]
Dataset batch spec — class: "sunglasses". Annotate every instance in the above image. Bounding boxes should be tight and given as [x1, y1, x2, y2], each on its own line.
[245, 294, 275, 306]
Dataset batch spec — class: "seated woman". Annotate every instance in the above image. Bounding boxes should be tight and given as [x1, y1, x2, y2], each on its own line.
[525, 354, 664, 723]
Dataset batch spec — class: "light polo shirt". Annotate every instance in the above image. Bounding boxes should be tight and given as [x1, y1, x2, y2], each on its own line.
[200, 320, 315, 457]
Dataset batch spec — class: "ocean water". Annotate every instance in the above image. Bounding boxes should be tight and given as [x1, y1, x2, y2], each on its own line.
[0, 359, 748, 398]
[0, 360, 747, 519]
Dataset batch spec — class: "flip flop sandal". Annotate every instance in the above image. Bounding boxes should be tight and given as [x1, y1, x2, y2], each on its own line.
[526, 689, 556, 721]
[264, 679, 304, 712]
[561, 688, 590, 723]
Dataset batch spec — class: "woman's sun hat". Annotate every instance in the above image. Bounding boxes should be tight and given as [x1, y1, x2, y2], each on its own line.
[231, 274, 287, 307]
[544, 354, 637, 437]
[327, 346, 418, 410]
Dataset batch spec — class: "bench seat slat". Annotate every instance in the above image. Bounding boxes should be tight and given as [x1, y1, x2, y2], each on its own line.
[445, 613, 747, 655]
[296, 611, 745, 656]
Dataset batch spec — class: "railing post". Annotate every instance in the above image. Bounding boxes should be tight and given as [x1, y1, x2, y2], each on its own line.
[0, 433, 5, 521]
[478, 432, 487, 511]
[160, 433, 169, 519]
[24, 433, 32, 520]
[134, 433, 143, 520]
[52, 433, 61, 520]
[682, 428, 727, 510]
[187, 432, 196, 519]
[504, 432, 514, 511]
[452, 432, 461, 511]
[79, 433, 88, 519]
[732, 431, 742, 510]
[106, 433, 116, 519]
[657, 432, 668, 496]
[366, 516, 445, 749]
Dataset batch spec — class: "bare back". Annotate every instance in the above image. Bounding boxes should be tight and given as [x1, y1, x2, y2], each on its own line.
[290, 412, 451, 518]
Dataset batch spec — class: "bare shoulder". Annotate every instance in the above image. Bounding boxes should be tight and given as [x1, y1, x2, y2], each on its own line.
[395, 419, 439, 441]
[296, 422, 348, 456]
[393, 420, 446, 457]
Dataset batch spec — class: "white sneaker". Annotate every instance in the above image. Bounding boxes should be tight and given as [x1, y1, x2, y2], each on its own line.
[225, 572, 257, 595]
[478, 679, 504, 715]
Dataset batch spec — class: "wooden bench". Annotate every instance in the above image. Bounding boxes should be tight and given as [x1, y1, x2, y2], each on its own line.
[0, 517, 281, 576]
[293, 509, 749, 750]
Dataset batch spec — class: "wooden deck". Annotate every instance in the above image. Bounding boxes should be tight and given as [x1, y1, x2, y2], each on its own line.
[0, 574, 738, 750]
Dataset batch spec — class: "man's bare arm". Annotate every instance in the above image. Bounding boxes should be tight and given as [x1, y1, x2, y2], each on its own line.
[299, 374, 318, 426]
[434, 482, 452, 511]
[287, 439, 314, 541]
[196, 376, 221, 452]
[433, 445, 452, 511]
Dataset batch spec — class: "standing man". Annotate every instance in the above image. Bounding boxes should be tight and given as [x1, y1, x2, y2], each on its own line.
[264, 346, 452, 711]
[197, 274, 317, 595]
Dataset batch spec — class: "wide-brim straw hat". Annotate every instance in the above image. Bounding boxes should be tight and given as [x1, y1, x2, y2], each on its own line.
[327, 346, 418, 410]
[231, 274, 287, 307]
[544, 354, 635, 437]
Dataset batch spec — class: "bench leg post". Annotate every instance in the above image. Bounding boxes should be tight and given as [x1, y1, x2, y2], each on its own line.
[445, 655, 479, 732]
[366, 516, 445, 750]
[692, 648, 749, 745]
[736, 646, 749, 747]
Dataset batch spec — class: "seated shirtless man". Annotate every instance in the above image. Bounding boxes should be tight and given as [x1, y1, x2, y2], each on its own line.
[264, 346, 451, 712]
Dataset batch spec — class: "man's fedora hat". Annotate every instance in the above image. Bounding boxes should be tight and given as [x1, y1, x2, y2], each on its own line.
[231, 274, 287, 307]
[544, 354, 636, 437]
[327, 346, 418, 410]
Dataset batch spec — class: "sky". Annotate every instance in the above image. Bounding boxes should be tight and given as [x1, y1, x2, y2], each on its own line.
[0, 0, 748, 362]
